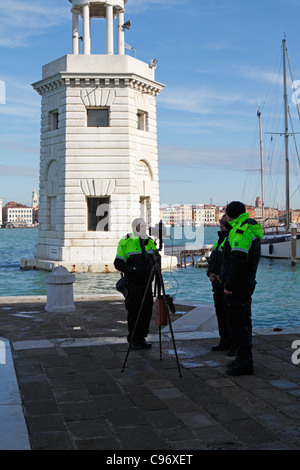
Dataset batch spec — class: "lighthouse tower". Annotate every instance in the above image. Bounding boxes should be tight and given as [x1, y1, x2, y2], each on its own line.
[29, 0, 164, 272]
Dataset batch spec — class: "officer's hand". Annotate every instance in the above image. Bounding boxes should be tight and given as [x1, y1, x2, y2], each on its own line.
[224, 288, 232, 296]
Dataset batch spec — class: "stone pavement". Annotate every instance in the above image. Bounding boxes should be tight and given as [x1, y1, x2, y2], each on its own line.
[1, 294, 300, 451]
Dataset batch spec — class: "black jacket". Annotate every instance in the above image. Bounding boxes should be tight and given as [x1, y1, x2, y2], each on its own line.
[207, 231, 227, 293]
[114, 235, 156, 287]
[222, 219, 261, 297]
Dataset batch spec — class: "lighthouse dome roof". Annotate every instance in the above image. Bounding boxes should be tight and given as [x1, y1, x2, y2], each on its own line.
[68, 0, 128, 14]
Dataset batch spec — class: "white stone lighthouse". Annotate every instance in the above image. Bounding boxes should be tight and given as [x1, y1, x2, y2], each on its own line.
[26, 0, 164, 272]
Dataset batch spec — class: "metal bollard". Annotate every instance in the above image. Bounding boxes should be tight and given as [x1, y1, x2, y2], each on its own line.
[291, 223, 297, 266]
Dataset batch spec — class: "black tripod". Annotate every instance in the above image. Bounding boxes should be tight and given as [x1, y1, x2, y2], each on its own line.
[121, 254, 182, 377]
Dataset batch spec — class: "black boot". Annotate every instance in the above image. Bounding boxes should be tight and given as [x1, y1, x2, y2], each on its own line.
[139, 338, 152, 349]
[130, 340, 142, 350]
[226, 364, 254, 376]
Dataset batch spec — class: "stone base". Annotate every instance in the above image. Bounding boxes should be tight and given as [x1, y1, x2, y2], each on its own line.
[20, 255, 177, 273]
[20, 258, 117, 273]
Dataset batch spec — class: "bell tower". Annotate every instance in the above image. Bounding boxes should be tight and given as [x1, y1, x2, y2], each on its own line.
[27, 0, 164, 272]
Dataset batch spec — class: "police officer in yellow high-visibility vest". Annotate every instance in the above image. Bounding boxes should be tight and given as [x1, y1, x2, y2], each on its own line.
[207, 215, 233, 352]
[114, 218, 157, 350]
[222, 201, 263, 376]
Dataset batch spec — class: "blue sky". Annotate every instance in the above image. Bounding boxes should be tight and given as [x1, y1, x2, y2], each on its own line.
[1, 0, 300, 210]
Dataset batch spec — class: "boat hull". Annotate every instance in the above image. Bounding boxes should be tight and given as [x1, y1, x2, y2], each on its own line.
[261, 234, 300, 259]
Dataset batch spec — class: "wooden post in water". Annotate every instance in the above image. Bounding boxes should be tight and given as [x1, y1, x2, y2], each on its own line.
[290, 223, 297, 266]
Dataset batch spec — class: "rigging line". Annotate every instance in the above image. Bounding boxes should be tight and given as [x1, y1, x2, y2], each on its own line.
[286, 49, 300, 122]
[267, 138, 284, 211]
[263, 67, 283, 164]
[264, 131, 277, 193]
[167, 234, 179, 300]
[290, 184, 300, 202]
[260, 50, 282, 117]
[241, 119, 260, 201]
[265, 87, 284, 183]
[288, 106, 300, 168]
[286, 74, 300, 205]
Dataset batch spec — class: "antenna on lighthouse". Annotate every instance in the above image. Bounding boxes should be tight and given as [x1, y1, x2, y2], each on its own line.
[124, 42, 136, 57]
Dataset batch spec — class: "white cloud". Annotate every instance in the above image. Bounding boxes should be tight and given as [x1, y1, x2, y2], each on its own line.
[158, 146, 251, 171]
[0, 164, 38, 177]
[237, 65, 283, 86]
[159, 116, 251, 136]
[0, 141, 39, 154]
[0, 76, 40, 121]
[160, 178, 193, 185]
[205, 41, 232, 51]
[126, 0, 184, 12]
[157, 86, 256, 114]
[0, 0, 69, 47]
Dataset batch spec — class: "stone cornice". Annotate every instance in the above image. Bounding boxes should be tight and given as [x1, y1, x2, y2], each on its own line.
[32, 73, 164, 97]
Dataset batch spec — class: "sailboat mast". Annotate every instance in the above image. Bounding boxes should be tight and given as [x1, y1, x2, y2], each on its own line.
[283, 38, 290, 229]
[257, 106, 264, 219]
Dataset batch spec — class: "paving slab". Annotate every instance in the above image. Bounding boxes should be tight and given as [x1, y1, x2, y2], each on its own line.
[0, 339, 30, 450]
[0, 296, 300, 452]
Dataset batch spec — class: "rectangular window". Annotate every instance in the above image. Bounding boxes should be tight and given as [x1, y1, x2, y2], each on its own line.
[87, 197, 110, 231]
[49, 110, 59, 130]
[50, 197, 57, 231]
[87, 108, 109, 127]
[137, 110, 148, 131]
[139, 196, 151, 226]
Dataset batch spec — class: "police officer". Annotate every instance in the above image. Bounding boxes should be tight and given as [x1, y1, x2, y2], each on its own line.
[223, 201, 263, 376]
[207, 215, 233, 352]
[114, 218, 157, 350]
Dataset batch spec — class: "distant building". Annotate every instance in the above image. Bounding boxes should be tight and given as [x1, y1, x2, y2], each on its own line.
[33, 207, 39, 224]
[203, 205, 216, 225]
[255, 196, 262, 207]
[160, 205, 181, 226]
[160, 203, 219, 226]
[2, 201, 33, 227]
[0, 198, 2, 226]
[254, 196, 279, 226]
[215, 206, 225, 223]
[32, 188, 39, 224]
[263, 206, 279, 226]
[179, 204, 193, 225]
[291, 209, 300, 226]
[159, 197, 293, 228]
[194, 204, 205, 226]
[245, 205, 256, 218]
[32, 188, 38, 208]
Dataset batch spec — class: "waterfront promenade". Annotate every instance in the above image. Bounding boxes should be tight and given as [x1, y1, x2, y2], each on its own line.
[1, 294, 300, 452]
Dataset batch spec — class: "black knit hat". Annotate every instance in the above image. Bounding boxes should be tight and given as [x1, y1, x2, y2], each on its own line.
[226, 201, 246, 219]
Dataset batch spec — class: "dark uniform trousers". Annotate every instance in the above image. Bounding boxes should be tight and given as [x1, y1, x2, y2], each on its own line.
[225, 292, 253, 368]
[125, 280, 153, 342]
[213, 289, 231, 347]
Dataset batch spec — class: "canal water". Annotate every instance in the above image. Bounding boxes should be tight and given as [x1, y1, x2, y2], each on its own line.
[0, 227, 299, 329]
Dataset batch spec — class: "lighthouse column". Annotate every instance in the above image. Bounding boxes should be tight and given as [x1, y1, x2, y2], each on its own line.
[82, 3, 91, 55]
[106, 4, 114, 55]
[72, 8, 79, 54]
[117, 11, 125, 55]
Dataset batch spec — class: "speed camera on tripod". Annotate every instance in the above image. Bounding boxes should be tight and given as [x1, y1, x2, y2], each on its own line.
[149, 221, 170, 250]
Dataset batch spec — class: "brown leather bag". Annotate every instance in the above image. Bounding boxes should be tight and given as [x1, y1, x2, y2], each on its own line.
[155, 298, 168, 326]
